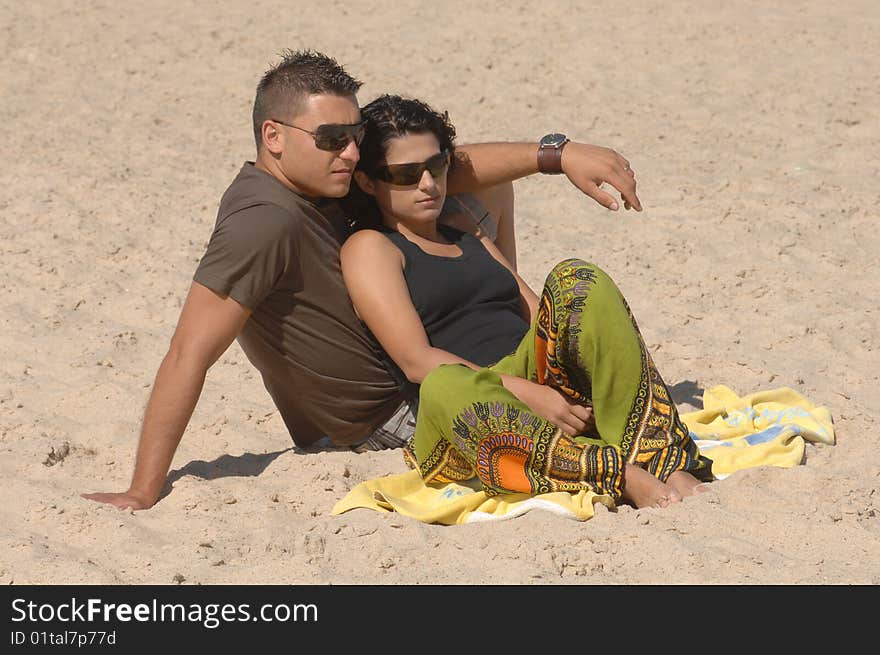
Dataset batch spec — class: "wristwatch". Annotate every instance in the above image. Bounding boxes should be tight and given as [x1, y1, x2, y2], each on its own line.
[537, 133, 569, 174]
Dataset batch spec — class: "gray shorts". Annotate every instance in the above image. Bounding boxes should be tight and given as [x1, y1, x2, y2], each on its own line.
[351, 399, 418, 453]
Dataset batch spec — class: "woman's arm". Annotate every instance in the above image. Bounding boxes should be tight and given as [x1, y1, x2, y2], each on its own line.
[340, 230, 475, 384]
[341, 230, 589, 435]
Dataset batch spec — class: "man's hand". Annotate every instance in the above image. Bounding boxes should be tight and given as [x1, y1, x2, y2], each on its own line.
[449, 141, 642, 212]
[502, 376, 594, 436]
[80, 282, 252, 514]
[81, 491, 154, 511]
[560, 142, 642, 212]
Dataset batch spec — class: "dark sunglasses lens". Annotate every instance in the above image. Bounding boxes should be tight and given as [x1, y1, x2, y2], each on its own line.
[388, 166, 422, 185]
[352, 124, 365, 145]
[314, 124, 364, 151]
[426, 151, 450, 177]
[385, 151, 449, 185]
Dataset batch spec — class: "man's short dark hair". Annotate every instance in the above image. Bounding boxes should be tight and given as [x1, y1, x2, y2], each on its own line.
[252, 49, 362, 150]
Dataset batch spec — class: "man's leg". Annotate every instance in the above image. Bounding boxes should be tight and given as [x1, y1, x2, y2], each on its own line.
[351, 399, 418, 453]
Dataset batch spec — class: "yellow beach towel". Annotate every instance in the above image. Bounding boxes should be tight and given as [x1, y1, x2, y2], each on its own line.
[685, 385, 834, 478]
[331, 385, 834, 524]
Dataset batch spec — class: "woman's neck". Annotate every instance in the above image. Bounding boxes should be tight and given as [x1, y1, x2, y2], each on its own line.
[381, 213, 443, 243]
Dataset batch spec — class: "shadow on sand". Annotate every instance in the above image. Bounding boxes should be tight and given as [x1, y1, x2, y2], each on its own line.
[158, 448, 293, 501]
[668, 379, 705, 409]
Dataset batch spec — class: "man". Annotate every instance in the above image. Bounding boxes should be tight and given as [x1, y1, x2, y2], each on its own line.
[82, 50, 640, 511]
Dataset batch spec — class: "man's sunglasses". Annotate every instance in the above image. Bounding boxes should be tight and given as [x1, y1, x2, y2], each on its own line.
[372, 150, 451, 186]
[271, 119, 366, 152]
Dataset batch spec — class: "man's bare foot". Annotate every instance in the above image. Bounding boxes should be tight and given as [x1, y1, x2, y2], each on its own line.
[621, 463, 680, 508]
[667, 471, 710, 499]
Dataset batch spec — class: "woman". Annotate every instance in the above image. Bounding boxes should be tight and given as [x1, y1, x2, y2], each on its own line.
[341, 95, 713, 508]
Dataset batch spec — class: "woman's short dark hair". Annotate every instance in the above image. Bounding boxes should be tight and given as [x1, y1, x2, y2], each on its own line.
[343, 94, 457, 230]
[357, 94, 456, 178]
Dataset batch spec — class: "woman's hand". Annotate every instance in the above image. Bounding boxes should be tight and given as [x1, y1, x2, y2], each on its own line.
[501, 376, 593, 436]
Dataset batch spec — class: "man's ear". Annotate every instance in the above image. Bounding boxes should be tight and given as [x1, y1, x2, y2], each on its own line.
[262, 120, 284, 155]
[353, 170, 375, 195]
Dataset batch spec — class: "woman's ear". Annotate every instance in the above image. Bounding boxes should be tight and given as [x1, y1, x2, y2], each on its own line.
[353, 170, 376, 195]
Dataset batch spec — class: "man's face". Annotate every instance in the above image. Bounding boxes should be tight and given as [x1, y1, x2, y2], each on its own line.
[268, 93, 361, 198]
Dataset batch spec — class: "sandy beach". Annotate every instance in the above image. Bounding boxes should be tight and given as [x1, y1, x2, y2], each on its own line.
[1, 0, 878, 585]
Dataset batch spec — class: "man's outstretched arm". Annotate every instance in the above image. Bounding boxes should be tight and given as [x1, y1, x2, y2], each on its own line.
[82, 282, 252, 510]
[448, 141, 641, 212]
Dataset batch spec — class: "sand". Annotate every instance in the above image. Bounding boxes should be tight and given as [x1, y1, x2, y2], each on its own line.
[1, 0, 878, 585]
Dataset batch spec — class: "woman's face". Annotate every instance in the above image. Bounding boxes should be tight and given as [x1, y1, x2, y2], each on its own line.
[369, 132, 448, 226]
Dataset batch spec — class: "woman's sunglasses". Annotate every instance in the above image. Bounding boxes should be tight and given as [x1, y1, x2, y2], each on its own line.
[372, 150, 450, 186]
[271, 119, 366, 152]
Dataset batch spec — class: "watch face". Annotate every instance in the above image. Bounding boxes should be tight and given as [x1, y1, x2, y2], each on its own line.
[541, 133, 567, 148]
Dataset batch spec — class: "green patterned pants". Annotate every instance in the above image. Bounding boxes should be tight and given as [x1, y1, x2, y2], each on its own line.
[407, 259, 713, 501]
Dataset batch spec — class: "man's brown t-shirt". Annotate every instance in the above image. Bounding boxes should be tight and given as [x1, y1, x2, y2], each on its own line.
[194, 163, 406, 446]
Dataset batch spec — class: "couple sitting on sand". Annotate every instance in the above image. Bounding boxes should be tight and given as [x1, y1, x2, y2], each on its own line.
[83, 50, 712, 514]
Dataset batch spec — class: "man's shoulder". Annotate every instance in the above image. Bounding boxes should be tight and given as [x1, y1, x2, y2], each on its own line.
[218, 163, 317, 226]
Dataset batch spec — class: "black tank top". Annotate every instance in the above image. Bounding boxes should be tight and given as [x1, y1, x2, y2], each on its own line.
[385, 225, 528, 367]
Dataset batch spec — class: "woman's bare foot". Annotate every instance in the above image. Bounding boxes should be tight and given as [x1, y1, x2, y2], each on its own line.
[621, 463, 681, 508]
[667, 470, 710, 498]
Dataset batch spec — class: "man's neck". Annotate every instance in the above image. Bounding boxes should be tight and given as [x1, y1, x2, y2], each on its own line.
[254, 152, 314, 199]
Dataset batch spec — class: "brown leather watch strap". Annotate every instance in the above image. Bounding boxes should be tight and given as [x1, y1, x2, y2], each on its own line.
[537, 144, 564, 174]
